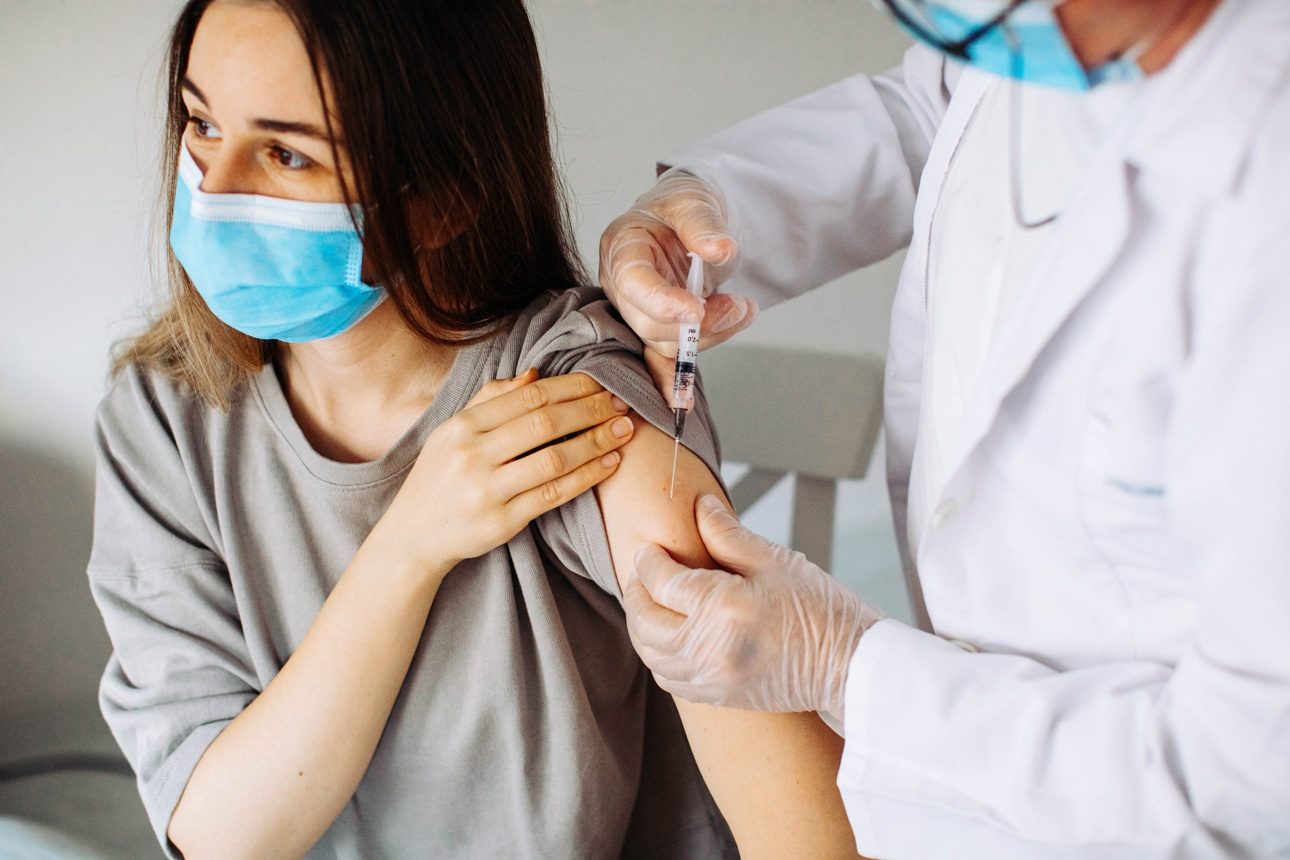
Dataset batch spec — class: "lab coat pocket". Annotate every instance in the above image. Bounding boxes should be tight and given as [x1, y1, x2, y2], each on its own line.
[1079, 371, 1195, 659]
[1080, 393, 1172, 572]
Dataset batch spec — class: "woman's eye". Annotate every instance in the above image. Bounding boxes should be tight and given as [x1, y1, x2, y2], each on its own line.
[187, 117, 223, 140]
[270, 145, 313, 171]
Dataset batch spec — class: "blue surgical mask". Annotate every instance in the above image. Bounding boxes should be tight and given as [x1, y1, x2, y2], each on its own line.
[169, 140, 384, 342]
[879, 0, 1146, 91]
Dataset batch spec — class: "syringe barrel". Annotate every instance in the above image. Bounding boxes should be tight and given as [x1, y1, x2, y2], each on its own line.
[671, 322, 700, 411]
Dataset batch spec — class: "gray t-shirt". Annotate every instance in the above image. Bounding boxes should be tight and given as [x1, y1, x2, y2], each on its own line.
[88, 287, 736, 859]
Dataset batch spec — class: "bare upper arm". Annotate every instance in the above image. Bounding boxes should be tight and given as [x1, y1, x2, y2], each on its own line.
[595, 415, 861, 859]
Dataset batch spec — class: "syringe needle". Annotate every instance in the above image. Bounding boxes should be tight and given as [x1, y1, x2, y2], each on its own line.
[669, 436, 680, 500]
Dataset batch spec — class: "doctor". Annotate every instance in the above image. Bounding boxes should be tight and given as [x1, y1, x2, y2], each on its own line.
[602, 0, 1290, 856]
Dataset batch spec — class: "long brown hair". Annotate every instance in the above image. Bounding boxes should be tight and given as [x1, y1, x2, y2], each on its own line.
[116, 0, 587, 408]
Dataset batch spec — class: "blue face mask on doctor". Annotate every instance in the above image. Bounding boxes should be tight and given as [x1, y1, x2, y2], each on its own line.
[874, 0, 1146, 91]
[170, 139, 384, 343]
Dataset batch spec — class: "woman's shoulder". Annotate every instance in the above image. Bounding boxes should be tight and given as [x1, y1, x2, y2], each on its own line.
[95, 360, 250, 467]
[90, 361, 238, 575]
[516, 284, 636, 333]
[495, 286, 645, 378]
[100, 361, 212, 426]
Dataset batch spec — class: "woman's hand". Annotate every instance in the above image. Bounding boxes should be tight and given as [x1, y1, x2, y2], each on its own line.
[377, 369, 635, 576]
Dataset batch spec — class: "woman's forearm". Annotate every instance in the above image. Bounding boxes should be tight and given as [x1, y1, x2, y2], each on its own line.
[168, 522, 448, 860]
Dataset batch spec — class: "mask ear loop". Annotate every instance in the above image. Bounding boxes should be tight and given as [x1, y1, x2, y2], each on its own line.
[1102, 0, 1193, 73]
[1006, 25, 1060, 230]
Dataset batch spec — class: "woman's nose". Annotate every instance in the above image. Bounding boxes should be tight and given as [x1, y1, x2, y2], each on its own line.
[193, 148, 256, 196]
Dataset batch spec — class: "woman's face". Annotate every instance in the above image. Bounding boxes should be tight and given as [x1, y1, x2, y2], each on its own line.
[181, 0, 353, 203]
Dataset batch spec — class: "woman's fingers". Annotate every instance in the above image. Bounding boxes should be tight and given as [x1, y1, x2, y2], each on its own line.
[492, 413, 636, 500]
[464, 368, 538, 410]
[503, 446, 624, 527]
[463, 372, 607, 433]
[484, 390, 629, 463]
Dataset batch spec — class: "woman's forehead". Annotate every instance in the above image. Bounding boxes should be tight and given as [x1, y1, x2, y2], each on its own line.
[185, 1, 327, 123]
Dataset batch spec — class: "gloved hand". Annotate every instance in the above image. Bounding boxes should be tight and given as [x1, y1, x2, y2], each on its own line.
[624, 495, 886, 719]
[598, 168, 759, 362]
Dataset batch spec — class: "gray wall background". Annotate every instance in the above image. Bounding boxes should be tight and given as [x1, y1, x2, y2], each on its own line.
[0, 0, 911, 764]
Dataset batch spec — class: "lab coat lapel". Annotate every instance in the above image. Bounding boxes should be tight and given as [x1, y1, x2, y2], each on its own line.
[945, 0, 1287, 481]
[897, 68, 992, 630]
[949, 124, 1136, 480]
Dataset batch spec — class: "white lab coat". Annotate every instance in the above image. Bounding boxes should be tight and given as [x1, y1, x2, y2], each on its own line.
[665, 0, 1290, 856]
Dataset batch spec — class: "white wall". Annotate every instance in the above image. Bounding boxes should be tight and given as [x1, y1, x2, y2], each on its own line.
[0, 0, 912, 749]
[1, 0, 182, 757]
[535, 0, 909, 358]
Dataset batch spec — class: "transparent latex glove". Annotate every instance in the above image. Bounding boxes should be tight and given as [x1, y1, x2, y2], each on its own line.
[598, 168, 759, 373]
[624, 495, 886, 719]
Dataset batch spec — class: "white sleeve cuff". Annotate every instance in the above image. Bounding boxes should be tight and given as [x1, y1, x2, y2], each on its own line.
[837, 619, 1004, 857]
[838, 617, 905, 853]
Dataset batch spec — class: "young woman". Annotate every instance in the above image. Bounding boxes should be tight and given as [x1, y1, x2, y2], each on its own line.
[88, 1, 858, 857]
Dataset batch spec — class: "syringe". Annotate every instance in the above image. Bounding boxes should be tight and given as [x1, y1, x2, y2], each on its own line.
[668, 253, 704, 499]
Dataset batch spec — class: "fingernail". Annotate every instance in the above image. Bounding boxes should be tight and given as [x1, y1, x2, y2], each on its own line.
[697, 494, 724, 515]
[705, 237, 735, 264]
[611, 417, 633, 437]
[709, 304, 741, 331]
[633, 545, 651, 567]
[600, 451, 621, 468]
[611, 395, 629, 412]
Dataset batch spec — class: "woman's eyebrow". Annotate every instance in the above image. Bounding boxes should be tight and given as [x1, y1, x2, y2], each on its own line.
[181, 77, 209, 105]
[252, 118, 333, 142]
[181, 76, 333, 142]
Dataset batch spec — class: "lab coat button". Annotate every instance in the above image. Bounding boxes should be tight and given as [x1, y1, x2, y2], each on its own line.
[948, 638, 978, 653]
[930, 498, 959, 530]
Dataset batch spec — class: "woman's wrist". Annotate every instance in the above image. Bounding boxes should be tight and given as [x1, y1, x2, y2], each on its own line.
[361, 513, 456, 596]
